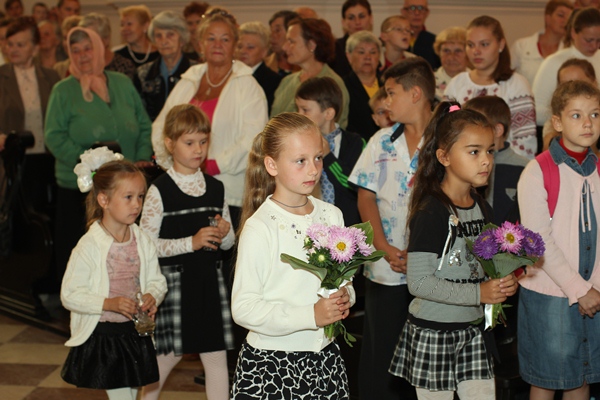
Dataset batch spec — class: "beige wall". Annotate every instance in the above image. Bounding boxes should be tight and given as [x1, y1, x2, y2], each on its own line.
[19, 0, 548, 52]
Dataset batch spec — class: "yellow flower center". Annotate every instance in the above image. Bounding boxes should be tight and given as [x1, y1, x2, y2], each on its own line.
[506, 233, 515, 243]
[336, 242, 346, 251]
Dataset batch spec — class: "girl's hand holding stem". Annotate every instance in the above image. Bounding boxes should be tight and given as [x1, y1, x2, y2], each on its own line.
[314, 296, 346, 327]
[480, 273, 518, 304]
[330, 286, 352, 319]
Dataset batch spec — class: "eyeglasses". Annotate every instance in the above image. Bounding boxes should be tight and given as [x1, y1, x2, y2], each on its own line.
[441, 47, 465, 55]
[403, 5, 428, 13]
[386, 27, 414, 35]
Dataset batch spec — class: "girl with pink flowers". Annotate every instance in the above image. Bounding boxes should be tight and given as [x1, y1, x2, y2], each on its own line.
[389, 101, 518, 400]
[230, 113, 354, 399]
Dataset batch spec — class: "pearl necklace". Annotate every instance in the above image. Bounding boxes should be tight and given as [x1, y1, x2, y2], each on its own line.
[127, 43, 151, 64]
[204, 64, 233, 96]
[270, 196, 309, 209]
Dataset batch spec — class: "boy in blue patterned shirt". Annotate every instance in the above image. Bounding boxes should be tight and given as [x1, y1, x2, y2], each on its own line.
[349, 57, 434, 400]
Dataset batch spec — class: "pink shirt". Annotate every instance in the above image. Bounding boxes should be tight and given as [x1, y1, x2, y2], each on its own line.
[517, 160, 600, 305]
[190, 97, 218, 122]
[99, 229, 141, 322]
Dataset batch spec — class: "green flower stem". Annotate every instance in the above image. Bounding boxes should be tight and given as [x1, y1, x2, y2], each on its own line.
[324, 320, 357, 347]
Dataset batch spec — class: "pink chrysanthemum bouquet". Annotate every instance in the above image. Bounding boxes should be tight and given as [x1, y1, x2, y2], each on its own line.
[281, 222, 385, 346]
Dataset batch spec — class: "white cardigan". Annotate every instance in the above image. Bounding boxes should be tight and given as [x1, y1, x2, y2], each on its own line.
[61, 222, 167, 347]
[510, 30, 566, 87]
[152, 61, 268, 207]
[532, 46, 600, 126]
[232, 197, 345, 352]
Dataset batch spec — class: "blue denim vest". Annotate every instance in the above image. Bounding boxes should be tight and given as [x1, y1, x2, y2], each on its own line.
[548, 138, 598, 279]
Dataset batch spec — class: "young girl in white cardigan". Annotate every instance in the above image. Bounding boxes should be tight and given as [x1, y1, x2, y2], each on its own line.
[61, 155, 167, 400]
[231, 113, 354, 399]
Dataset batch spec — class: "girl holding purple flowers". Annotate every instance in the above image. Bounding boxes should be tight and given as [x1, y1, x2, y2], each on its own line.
[517, 80, 600, 400]
[230, 113, 354, 399]
[388, 101, 518, 399]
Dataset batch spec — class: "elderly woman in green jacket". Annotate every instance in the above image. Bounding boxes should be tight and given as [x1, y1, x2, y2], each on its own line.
[45, 27, 152, 283]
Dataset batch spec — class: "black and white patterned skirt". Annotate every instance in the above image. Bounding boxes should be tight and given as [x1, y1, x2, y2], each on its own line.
[231, 341, 349, 399]
[389, 319, 493, 391]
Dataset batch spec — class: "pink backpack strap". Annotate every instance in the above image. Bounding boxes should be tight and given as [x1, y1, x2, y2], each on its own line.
[535, 150, 559, 218]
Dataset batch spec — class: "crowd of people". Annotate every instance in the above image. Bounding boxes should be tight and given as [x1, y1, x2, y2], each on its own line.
[2, 0, 600, 399]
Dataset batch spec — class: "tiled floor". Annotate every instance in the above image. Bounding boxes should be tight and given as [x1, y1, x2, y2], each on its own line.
[0, 314, 207, 400]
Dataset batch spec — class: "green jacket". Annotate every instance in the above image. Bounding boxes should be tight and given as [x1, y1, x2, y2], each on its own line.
[270, 64, 350, 129]
[45, 71, 152, 189]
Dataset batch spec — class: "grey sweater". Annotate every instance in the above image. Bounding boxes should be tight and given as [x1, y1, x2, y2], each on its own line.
[407, 196, 487, 323]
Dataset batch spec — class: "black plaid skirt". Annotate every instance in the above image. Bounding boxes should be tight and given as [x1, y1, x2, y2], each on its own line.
[231, 341, 349, 399]
[155, 262, 233, 356]
[61, 321, 159, 389]
[389, 318, 493, 391]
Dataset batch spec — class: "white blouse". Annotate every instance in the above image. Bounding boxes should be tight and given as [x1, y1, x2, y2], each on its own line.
[15, 65, 44, 154]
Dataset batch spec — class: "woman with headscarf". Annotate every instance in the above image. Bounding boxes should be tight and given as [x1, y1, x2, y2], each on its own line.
[79, 12, 137, 80]
[45, 27, 153, 284]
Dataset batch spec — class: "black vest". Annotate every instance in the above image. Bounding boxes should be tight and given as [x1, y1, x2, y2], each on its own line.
[153, 172, 224, 269]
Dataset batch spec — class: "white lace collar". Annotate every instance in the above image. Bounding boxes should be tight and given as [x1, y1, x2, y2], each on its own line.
[166, 167, 206, 197]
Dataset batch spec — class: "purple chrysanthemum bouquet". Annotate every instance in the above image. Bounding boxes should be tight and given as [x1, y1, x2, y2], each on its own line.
[281, 222, 385, 346]
[466, 221, 545, 329]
